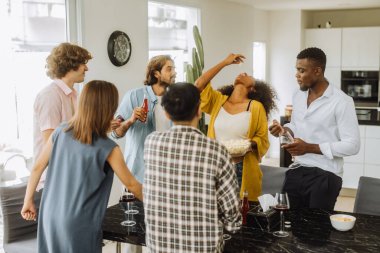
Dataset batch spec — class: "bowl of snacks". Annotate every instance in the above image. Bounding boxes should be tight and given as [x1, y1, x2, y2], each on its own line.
[330, 214, 356, 231]
[220, 139, 251, 157]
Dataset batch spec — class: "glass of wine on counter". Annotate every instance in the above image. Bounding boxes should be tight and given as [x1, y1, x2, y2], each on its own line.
[119, 188, 139, 226]
[272, 192, 290, 237]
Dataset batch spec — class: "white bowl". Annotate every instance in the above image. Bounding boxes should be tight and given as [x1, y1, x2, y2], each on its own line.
[220, 139, 251, 157]
[330, 214, 356, 231]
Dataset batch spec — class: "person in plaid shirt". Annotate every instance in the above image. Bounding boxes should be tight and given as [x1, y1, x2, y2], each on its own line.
[144, 83, 242, 253]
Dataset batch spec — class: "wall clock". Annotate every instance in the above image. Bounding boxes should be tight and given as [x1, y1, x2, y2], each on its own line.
[107, 30, 132, 67]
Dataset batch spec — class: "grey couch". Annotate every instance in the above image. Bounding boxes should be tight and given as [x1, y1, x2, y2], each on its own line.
[0, 181, 42, 253]
[260, 165, 289, 195]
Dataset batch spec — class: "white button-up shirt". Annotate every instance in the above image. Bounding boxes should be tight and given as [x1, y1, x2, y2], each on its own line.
[284, 84, 360, 176]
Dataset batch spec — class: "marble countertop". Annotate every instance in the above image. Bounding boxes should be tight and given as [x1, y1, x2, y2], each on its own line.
[102, 202, 380, 252]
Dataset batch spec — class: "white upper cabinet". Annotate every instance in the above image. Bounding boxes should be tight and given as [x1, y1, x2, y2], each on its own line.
[341, 27, 380, 70]
[324, 67, 341, 89]
[305, 28, 342, 67]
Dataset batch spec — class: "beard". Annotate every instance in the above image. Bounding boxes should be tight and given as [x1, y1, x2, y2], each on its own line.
[300, 85, 309, 91]
[160, 76, 175, 86]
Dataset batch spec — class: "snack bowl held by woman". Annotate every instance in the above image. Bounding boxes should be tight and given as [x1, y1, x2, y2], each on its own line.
[220, 139, 251, 157]
[330, 214, 356, 231]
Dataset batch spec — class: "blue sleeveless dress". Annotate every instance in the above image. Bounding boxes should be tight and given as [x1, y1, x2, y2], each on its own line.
[37, 124, 116, 253]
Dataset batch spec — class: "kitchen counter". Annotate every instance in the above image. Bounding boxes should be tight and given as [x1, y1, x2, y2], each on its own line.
[102, 201, 380, 253]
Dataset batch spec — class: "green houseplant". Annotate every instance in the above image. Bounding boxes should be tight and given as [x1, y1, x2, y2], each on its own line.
[186, 25, 207, 134]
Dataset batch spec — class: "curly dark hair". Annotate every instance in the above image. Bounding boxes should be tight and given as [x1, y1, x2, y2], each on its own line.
[297, 47, 326, 72]
[46, 43, 92, 79]
[218, 80, 278, 117]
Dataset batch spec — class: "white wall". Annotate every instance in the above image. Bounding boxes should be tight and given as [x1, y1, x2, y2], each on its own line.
[267, 10, 303, 158]
[81, 0, 149, 98]
[159, 0, 257, 87]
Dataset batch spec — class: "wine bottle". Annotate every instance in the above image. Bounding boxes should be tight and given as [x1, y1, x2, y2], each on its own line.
[241, 190, 249, 226]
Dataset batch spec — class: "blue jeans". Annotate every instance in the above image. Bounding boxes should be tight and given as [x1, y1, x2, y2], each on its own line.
[234, 162, 243, 189]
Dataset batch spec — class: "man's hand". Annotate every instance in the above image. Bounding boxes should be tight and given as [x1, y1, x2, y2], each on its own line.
[282, 138, 321, 156]
[269, 119, 284, 137]
[130, 107, 147, 123]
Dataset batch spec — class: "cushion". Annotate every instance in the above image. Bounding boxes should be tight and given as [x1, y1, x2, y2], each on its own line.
[0, 181, 42, 244]
[261, 165, 289, 195]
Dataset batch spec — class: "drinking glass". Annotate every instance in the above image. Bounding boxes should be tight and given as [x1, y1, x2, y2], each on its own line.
[279, 131, 295, 162]
[279, 131, 294, 145]
[120, 188, 139, 226]
[273, 192, 290, 237]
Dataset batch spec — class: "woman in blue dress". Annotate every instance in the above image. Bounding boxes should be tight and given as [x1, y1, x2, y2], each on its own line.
[21, 80, 143, 253]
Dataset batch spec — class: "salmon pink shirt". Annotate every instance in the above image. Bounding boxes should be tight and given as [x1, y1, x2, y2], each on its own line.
[33, 79, 77, 190]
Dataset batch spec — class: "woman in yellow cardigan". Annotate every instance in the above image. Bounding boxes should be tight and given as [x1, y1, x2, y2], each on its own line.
[195, 53, 277, 201]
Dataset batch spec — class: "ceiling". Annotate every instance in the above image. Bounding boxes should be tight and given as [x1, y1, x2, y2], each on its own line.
[225, 0, 380, 10]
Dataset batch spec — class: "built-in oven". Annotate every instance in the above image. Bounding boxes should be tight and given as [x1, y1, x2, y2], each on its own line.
[341, 71, 379, 107]
[355, 108, 380, 121]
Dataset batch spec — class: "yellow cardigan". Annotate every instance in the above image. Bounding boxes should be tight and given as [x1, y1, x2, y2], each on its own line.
[200, 83, 270, 201]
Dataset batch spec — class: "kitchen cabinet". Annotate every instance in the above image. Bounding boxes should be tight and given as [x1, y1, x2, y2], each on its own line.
[341, 27, 380, 70]
[305, 28, 342, 67]
[325, 67, 341, 89]
[343, 125, 365, 188]
[342, 163, 364, 189]
[343, 125, 380, 189]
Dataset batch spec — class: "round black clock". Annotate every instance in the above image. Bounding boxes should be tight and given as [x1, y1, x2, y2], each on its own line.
[107, 30, 132, 67]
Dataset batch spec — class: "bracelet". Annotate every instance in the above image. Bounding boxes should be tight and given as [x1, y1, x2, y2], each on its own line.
[111, 130, 122, 139]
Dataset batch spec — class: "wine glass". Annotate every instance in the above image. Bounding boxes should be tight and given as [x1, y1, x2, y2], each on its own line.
[279, 131, 294, 145]
[272, 192, 290, 237]
[119, 188, 139, 226]
[279, 131, 295, 162]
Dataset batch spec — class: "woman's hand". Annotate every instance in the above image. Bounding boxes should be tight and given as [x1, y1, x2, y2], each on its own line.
[223, 53, 245, 66]
[110, 118, 122, 131]
[21, 200, 37, 221]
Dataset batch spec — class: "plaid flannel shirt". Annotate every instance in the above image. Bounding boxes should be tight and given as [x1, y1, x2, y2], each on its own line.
[143, 125, 241, 253]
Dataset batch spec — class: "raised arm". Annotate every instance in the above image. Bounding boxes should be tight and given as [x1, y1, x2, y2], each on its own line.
[107, 146, 143, 201]
[194, 53, 245, 93]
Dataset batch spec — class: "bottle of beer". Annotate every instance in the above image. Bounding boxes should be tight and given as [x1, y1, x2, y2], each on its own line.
[142, 94, 149, 113]
[241, 190, 250, 226]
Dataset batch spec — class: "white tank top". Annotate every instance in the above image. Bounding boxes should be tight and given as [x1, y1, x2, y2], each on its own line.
[214, 107, 250, 141]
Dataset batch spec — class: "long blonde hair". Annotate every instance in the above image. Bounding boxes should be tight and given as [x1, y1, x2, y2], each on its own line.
[66, 80, 119, 144]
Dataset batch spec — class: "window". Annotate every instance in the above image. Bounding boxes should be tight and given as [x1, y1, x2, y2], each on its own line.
[148, 1, 200, 82]
[253, 42, 266, 81]
[0, 0, 73, 156]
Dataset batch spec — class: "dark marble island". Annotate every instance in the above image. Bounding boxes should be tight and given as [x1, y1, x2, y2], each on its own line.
[102, 201, 380, 253]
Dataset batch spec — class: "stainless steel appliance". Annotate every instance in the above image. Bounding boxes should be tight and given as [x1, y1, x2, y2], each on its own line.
[341, 71, 379, 107]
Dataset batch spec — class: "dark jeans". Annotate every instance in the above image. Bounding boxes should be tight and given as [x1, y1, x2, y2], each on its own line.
[282, 166, 342, 210]
[234, 162, 243, 189]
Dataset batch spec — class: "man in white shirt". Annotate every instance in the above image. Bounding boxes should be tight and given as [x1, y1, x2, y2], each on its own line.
[269, 47, 360, 210]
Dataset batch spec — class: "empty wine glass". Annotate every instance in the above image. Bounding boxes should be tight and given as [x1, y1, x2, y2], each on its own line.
[272, 192, 290, 237]
[279, 131, 294, 145]
[119, 188, 138, 226]
[279, 131, 295, 162]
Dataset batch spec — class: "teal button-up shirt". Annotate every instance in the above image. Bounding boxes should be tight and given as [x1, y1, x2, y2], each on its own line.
[115, 86, 158, 183]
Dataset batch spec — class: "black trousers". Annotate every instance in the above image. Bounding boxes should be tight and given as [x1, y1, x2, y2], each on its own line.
[282, 166, 342, 210]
